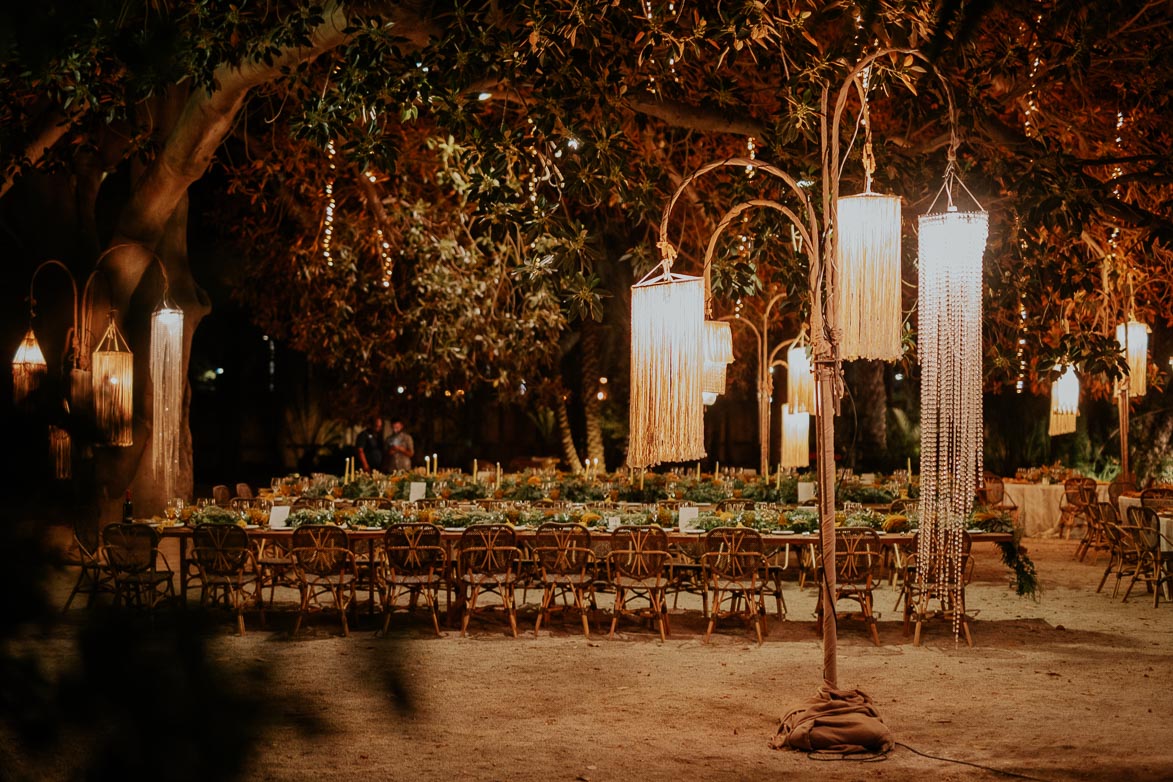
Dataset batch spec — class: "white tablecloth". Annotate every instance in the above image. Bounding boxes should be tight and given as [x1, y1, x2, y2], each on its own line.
[1002, 481, 1108, 537]
[1118, 496, 1173, 552]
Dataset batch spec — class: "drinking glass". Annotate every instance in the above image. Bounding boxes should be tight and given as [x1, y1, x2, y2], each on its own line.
[164, 498, 185, 524]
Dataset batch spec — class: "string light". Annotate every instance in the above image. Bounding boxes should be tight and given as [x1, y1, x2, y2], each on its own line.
[322, 140, 337, 268]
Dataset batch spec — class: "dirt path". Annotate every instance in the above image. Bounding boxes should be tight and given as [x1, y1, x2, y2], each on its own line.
[8, 536, 1173, 781]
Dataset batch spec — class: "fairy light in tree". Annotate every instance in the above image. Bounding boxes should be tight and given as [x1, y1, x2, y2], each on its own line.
[1014, 296, 1028, 393]
[322, 141, 337, 268]
[1021, 8, 1043, 138]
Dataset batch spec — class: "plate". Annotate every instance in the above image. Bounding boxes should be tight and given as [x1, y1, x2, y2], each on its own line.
[966, 528, 983, 533]
[681, 528, 705, 534]
[443, 527, 465, 533]
[776, 530, 798, 535]
[355, 525, 382, 531]
[244, 524, 260, 530]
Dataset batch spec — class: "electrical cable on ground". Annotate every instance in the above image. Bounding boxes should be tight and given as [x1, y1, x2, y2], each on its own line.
[894, 741, 1055, 781]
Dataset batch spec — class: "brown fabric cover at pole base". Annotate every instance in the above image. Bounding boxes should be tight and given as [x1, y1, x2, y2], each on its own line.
[770, 687, 894, 754]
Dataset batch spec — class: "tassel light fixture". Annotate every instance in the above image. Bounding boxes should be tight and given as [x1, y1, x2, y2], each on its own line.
[49, 425, 71, 479]
[628, 261, 706, 469]
[1048, 365, 1079, 436]
[151, 299, 184, 500]
[702, 320, 734, 404]
[92, 314, 134, 447]
[12, 327, 47, 405]
[836, 192, 903, 361]
[916, 160, 988, 640]
[787, 342, 815, 414]
[780, 407, 810, 469]
[1115, 319, 1149, 397]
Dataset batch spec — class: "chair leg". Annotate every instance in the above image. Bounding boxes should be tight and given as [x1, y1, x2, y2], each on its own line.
[704, 586, 721, 643]
[504, 584, 518, 638]
[609, 588, 624, 639]
[576, 588, 591, 638]
[535, 585, 553, 636]
[462, 585, 479, 636]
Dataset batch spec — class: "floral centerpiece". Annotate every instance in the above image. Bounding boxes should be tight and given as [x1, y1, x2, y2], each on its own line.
[190, 506, 242, 526]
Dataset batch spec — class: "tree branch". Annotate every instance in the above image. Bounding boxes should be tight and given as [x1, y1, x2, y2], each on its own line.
[0, 107, 75, 200]
[624, 91, 766, 138]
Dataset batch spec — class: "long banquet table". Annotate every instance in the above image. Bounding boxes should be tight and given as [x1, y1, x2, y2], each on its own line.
[1002, 481, 1108, 537]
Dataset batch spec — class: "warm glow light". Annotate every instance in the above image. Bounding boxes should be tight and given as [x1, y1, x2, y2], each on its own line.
[1116, 320, 1150, 397]
[49, 425, 71, 479]
[92, 318, 134, 447]
[151, 302, 184, 499]
[786, 344, 814, 414]
[12, 327, 47, 405]
[628, 271, 705, 468]
[780, 408, 810, 468]
[702, 320, 734, 398]
[836, 192, 903, 361]
[1049, 365, 1079, 436]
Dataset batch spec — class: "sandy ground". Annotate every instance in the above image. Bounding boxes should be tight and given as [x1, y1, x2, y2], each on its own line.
[5, 534, 1172, 781]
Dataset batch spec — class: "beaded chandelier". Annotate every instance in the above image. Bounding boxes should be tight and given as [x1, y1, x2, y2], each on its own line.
[151, 299, 184, 499]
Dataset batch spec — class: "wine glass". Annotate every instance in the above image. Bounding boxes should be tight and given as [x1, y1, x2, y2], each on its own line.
[164, 498, 185, 525]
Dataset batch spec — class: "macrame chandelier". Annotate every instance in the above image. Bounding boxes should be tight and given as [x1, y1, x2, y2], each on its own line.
[12, 327, 47, 405]
[780, 407, 810, 469]
[49, 425, 71, 479]
[917, 162, 988, 638]
[787, 342, 815, 414]
[1115, 319, 1149, 397]
[836, 191, 903, 361]
[628, 262, 705, 468]
[93, 314, 134, 447]
[702, 320, 734, 405]
[151, 299, 184, 499]
[1048, 365, 1079, 436]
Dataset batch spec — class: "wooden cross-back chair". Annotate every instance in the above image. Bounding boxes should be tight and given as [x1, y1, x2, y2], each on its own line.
[1057, 477, 1097, 538]
[532, 522, 596, 637]
[456, 524, 521, 637]
[816, 528, 882, 646]
[1121, 505, 1171, 607]
[63, 518, 115, 611]
[101, 523, 175, 612]
[290, 525, 357, 636]
[192, 523, 262, 635]
[379, 522, 447, 636]
[979, 472, 1018, 516]
[701, 527, 769, 645]
[606, 525, 671, 641]
[895, 530, 975, 646]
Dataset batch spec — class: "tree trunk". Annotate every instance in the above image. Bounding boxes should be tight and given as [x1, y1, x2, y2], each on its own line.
[556, 393, 584, 473]
[852, 360, 889, 469]
[580, 319, 605, 466]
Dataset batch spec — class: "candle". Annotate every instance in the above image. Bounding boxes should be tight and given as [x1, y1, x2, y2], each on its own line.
[697, 462, 701, 480]
[433, 453, 439, 476]
[496, 462, 502, 488]
[424, 455, 430, 476]
[715, 461, 719, 477]
[639, 470, 644, 491]
[907, 457, 912, 478]
[473, 459, 478, 480]
[776, 463, 781, 490]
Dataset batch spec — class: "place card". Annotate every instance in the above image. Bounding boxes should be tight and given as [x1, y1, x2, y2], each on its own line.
[268, 505, 291, 529]
[797, 482, 816, 503]
[861, 472, 876, 484]
[606, 515, 621, 530]
[408, 481, 427, 502]
[678, 505, 699, 532]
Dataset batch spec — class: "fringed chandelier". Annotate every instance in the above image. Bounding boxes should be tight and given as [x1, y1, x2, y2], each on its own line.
[93, 314, 134, 447]
[917, 160, 988, 640]
[1115, 319, 1149, 397]
[49, 425, 71, 479]
[627, 257, 705, 469]
[151, 299, 184, 500]
[12, 327, 46, 405]
[1048, 365, 1079, 436]
[702, 320, 734, 405]
[836, 192, 903, 360]
[780, 407, 810, 469]
[787, 341, 815, 414]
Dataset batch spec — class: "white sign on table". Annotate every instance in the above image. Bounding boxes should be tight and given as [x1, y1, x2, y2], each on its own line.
[268, 505, 291, 529]
[678, 505, 700, 532]
[798, 482, 816, 503]
[408, 481, 427, 502]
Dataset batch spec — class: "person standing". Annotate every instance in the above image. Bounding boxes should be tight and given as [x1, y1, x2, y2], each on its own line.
[355, 416, 384, 473]
[384, 419, 414, 472]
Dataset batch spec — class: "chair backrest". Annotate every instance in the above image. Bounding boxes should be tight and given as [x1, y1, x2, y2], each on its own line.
[292, 498, 333, 511]
[715, 499, 755, 512]
[533, 522, 593, 576]
[457, 524, 518, 576]
[74, 518, 101, 560]
[235, 482, 254, 500]
[608, 525, 669, 580]
[1063, 477, 1086, 505]
[212, 485, 232, 507]
[291, 525, 352, 575]
[703, 526, 764, 580]
[832, 528, 882, 586]
[383, 523, 445, 575]
[889, 498, 916, 515]
[192, 524, 251, 575]
[102, 523, 160, 574]
[1098, 501, 1120, 527]
[1126, 503, 1159, 530]
[1077, 477, 1098, 504]
[905, 530, 973, 586]
[1140, 487, 1173, 512]
[981, 473, 1006, 505]
[1109, 475, 1137, 505]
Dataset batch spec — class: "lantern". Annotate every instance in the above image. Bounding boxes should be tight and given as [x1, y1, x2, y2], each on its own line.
[1048, 365, 1079, 436]
[836, 192, 903, 361]
[1115, 319, 1149, 397]
[627, 269, 706, 468]
[702, 320, 734, 400]
[12, 327, 47, 405]
[780, 407, 810, 469]
[786, 343, 814, 414]
[151, 300, 184, 499]
[49, 425, 71, 479]
[92, 317, 133, 446]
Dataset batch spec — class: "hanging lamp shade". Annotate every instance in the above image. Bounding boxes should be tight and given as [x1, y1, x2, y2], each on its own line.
[70, 367, 92, 415]
[787, 344, 814, 414]
[49, 425, 72, 479]
[1115, 319, 1150, 397]
[780, 407, 810, 468]
[1048, 365, 1079, 436]
[151, 300, 184, 500]
[12, 327, 47, 405]
[702, 320, 734, 398]
[836, 192, 903, 361]
[628, 270, 706, 468]
[92, 317, 133, 446]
